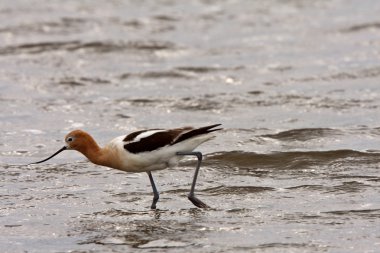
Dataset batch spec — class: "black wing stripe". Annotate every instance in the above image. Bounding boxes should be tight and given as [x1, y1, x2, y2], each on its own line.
[123, 130, 150, 142]
[124, 130, 183, 154]
[172, 124, 222, 145]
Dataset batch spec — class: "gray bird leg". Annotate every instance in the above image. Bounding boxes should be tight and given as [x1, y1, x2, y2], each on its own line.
[176, 151, 209, 208]
[147, 171, 159, 209]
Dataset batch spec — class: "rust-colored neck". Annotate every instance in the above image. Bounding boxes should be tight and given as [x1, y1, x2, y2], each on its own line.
[88, 147, 118, 169]
[66, 130, 121, 169]
[75, 134, 111, 167]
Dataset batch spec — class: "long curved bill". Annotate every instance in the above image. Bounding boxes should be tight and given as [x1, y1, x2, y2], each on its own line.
[29, 146, 67, 165]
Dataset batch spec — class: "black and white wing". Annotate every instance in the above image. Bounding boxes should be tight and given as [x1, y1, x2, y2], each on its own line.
[123, 124, 222, 154]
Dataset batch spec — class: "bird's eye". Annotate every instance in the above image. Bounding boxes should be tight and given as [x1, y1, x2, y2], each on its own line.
[67, 137, 74, 142]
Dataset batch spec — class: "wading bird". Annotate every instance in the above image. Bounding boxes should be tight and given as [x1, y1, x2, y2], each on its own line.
[30, 124, 222, 209]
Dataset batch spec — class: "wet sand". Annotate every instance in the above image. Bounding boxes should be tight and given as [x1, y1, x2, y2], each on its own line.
[1, 1, 380, 252]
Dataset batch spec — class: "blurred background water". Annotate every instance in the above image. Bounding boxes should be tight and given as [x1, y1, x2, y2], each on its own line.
[1, 0, 380, 252]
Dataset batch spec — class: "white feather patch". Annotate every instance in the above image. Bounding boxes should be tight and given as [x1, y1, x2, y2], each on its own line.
[130, 130, 165, 143]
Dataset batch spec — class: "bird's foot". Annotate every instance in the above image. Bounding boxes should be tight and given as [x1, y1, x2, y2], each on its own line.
[150, 196, 159, 209]
[188, 194, 210, 208]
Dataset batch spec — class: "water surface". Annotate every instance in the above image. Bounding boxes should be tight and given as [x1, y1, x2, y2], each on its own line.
[1, 0, 380, 252]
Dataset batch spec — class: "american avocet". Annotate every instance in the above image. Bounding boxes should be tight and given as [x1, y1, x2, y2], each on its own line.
[30, 124, 222, 209]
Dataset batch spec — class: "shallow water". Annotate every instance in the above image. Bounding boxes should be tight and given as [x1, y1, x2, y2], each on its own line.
[1, 0, 380, 252]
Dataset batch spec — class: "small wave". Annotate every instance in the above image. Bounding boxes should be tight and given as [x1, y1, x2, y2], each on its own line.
[119, 98, 169, 107]
[0, 41, 81, 55]
[289, 67, 380, 83]
[287, 181, 374, 194]
[262, 128, 341, 141]
[175, 66, 227, 73]
[286, 184, 325, 191]
[322, 209, 380, 218]
[55, 77, 110, 87]
[126, 40, 177, 51]
[153, 15, 180, 22]
[119, 70, 192, 80]
[203, 185, 275, 195]
[0, 40, 177, 55]
[92, 208, 151, 217]
[332, 181, 370, 193]
[175, 65, 243, 73]
[341, 22, 380, 33]
[205, 150, 380, 170]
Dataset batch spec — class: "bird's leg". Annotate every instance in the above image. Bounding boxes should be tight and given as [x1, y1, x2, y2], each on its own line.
[176, 151, 210, 208]
[147, 171, 159, 209]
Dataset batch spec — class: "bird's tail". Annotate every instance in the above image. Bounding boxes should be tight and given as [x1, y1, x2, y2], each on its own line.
[173, 124, 222, 144]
